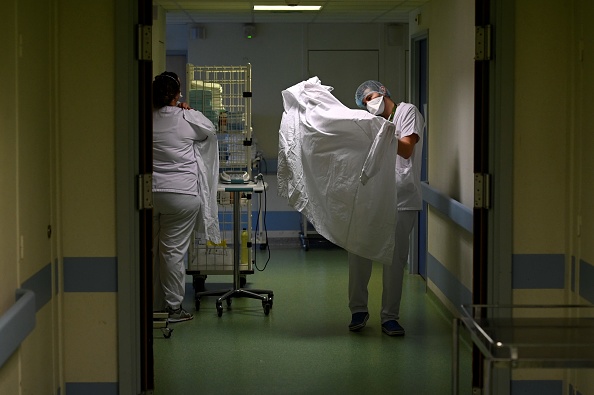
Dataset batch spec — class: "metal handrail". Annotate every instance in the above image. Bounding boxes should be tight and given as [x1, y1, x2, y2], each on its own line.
[0, 289, 36, 368]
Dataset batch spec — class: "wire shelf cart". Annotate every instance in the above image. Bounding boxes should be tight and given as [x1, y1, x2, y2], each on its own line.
[186, 64, 254, 291]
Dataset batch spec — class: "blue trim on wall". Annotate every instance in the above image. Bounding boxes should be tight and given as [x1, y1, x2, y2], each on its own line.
[427, 253, 472, 312]
[255, 158, 278, 174]
[579, 259, 594, 303]
[63, 257, 118, 292]
[259, 210, 301, 231]
[21, 263, 52, 312]
[512, 254, 565, 289]
[217, 210, 301, 232]
[65, 382, 118, 395]
[511, 380, 562, 395]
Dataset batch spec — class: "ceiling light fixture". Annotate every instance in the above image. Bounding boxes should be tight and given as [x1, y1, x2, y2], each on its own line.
[253, 5, 322, 11]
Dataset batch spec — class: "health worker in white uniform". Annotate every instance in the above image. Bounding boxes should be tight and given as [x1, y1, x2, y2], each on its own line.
[348, 80, 424, 336]
[152, 72, 217, 323]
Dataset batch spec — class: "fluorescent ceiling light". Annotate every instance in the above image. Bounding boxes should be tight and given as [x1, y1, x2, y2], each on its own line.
[254, 5, 322, 11]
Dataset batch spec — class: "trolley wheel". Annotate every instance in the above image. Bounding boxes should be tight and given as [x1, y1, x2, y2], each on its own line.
[192, 275, 206, 292]
[161, 328, 173, 339]
[240, 275, 247, 288]
[303, 239, 310, 251]
[195, 296, 201, 312]
[263, 302, 271, 316]
[259, 243, 267, 250]
[268, 294, 274, 308]
[216, 302, 223, 317]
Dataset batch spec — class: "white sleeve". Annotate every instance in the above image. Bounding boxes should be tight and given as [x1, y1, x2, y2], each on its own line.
[183, 109, 217, 141]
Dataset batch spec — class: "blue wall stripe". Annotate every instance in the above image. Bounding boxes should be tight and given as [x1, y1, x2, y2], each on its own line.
[257, 159, 278, 173]
[511, 380, 562, 395]
[512, 254, 565, 289]
[579, 259, 594, 303]
[216, 210, 301, 232]
[427, 253, 472, 313]
[63, 257, 117, 292]
[65, 382, 118, 395]
[256, 210, 301, 231]
[21, 263, 52, 312]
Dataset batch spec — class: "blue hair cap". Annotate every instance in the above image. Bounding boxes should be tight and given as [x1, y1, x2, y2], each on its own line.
[354, 80, 391, 109]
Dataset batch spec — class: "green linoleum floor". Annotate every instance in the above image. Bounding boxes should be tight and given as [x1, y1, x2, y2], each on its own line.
[154, 246, 472, 395]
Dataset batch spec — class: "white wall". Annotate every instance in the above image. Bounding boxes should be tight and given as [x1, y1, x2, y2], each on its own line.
[410, 0, 475, 312]
[166, 22, 409, 159]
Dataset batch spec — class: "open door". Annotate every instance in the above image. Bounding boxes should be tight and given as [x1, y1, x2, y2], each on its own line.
[411, 32, 429, 279]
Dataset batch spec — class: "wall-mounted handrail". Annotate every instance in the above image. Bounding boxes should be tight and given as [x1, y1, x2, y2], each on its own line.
[421, 182, 473, 233]
[0, 289, 36, 369]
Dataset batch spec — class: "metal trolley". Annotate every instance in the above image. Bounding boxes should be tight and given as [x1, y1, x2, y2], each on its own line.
[185, 64, 255, 294]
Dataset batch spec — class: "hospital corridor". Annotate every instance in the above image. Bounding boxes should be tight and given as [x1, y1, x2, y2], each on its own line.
[3, 1, 594, 395]
[153, 246, 472, 394]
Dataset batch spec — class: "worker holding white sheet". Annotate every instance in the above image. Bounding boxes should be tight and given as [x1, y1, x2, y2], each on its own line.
[278, 77, 423, 336]
[349, 80, 424, 336]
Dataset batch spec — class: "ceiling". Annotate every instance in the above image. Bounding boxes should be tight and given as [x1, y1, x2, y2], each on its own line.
[154, 0, 431, 25]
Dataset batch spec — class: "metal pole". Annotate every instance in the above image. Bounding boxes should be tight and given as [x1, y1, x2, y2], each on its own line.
[233, 190, 241, 289]
[452, 318, 459, 395]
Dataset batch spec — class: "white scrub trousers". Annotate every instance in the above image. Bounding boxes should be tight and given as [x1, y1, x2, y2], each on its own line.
[153, 192, 201, 311]
[348, 210, 417, 323]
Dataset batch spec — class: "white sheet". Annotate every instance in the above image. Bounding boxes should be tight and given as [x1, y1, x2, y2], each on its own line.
[278, 77, 399, 265]
[184, 110, 222, 244]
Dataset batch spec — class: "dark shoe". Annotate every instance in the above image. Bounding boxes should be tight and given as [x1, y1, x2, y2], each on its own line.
[381, 320, 405, 336]
[349, 312, 370, 331]
[166, 305, 194, 323]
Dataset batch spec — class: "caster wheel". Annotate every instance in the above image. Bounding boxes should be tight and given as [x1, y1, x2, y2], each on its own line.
[192, 275, 206, 292]
[195, 297, 201, 312]
[268, 294, 274, 308]
[162, 328, 173, 339]
[259, 243, 267, 250]
[240, 275, 247, 288]
[216, 302, 223, 317]
[263, 302, 271, 316]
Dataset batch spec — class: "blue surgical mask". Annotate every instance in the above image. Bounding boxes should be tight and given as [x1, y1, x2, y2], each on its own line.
[366, 96, 385, 115]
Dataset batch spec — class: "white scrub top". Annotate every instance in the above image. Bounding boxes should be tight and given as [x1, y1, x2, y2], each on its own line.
[392, 102, 424, 211]
[153, 106, 215, 195]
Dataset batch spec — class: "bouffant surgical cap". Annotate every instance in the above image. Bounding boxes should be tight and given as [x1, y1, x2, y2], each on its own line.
[354, 80, 391, 109]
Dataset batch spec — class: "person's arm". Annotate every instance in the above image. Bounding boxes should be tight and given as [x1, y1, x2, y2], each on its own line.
[397, 134, 419, 159]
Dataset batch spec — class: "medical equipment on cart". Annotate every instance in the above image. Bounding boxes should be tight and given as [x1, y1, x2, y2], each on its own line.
[185, 64, 272, 316]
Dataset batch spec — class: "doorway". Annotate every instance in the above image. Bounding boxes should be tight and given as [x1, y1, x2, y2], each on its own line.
[411, 32, 428, 279]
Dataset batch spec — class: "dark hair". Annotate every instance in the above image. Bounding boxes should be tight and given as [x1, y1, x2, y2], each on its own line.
[153, 71, 181, 108]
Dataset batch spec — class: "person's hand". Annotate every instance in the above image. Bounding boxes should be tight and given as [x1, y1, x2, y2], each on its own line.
[177, 102, 192, 110]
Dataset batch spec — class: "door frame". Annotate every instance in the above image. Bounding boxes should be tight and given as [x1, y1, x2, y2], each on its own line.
[115, 0, 153, 393]
[474, 0, 514, 393]
[410, 31, 429, 279]
[483, 0, 515, 393]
